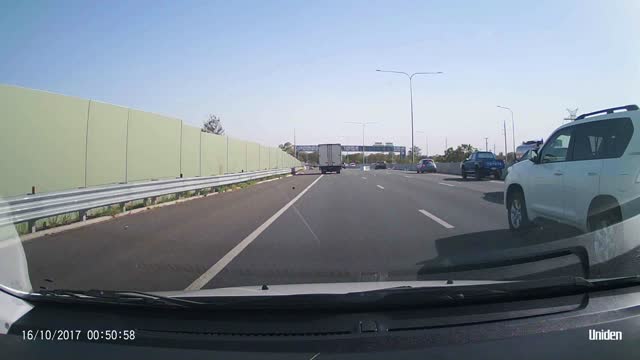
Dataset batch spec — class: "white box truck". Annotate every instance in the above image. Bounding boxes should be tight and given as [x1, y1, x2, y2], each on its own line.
[318, 143, 342, 174]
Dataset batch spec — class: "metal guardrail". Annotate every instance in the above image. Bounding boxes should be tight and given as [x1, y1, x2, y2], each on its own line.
[0, 168, 296, 228]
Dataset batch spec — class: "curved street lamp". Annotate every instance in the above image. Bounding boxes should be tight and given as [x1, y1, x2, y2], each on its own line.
[497, 105, 515, 161]
[376, 69, 443, 164]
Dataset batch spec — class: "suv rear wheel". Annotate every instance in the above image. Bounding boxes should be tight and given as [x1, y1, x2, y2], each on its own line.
[508, 190, 530, 231]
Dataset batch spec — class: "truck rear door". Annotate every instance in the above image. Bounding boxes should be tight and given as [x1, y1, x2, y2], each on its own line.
[330, 145, 341, 166]
[318, 144, 329, 166]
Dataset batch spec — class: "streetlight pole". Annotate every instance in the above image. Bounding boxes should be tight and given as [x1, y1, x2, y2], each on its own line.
[497, 105, 515, 162]
[503, 120, 508, 159]
[376, 69, 442, 164]
[345, 122, 376, 165]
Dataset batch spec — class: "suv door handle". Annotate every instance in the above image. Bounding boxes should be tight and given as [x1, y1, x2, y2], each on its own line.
[553, 171, 563, 176]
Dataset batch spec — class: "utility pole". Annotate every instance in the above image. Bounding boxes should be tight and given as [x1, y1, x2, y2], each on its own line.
[416, 131, 428, 158]
[445, 137, 448, 151]
[293, 128, 297, 158]
[484, 137, 489, 152]
[362, 125, 365, 164]
[493, 144, 496, 154]
[426, 136, 429, 157]
[345, 122, 376, 165]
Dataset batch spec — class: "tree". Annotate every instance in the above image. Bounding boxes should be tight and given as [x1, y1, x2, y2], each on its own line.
[201, 114, 225, 135]
[407, 146, 422, 161]
[278, 142, 295, 156]
[439, 144, 477, 162]
[366, 153, 387, 163]
[296, 151, 319, 164]
[344, 153, 363, 164]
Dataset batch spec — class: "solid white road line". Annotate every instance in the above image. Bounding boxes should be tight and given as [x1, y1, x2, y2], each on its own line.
[185, 175, 325, 291]
[361, 177, 367, 180]
[490, 180, 504, 184]
[418, 209, 455, 229]
[377, 185, 385, 190]
[438, 182, 455, 187]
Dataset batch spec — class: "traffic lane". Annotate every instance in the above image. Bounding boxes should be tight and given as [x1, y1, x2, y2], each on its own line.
[400, 171, 506, 197]
[366, 171, 594, 279]
[23, 172, 321, 292]
[372, 170, 508, 235]
[206, 169, 454, 289]
[393, 170, 507, 212]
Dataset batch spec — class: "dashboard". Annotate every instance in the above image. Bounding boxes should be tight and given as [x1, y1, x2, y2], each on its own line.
[3, 285, 640, 359]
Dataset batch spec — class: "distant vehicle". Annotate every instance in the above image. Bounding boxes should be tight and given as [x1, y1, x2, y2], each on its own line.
[318, 144, 342, 174]
[515, 140, 544, 161]
[342, 163, 347, 169]
[374, 162, 387, 169]
[350, 162, 356, 167]
[461, 152, 505, 180]
[505, 105, 639, 248]
[416, 158, 437, 173]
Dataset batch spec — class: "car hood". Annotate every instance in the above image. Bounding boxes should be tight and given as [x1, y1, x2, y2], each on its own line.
[507, 158, 532, 173]
[155, 280, 509, 298]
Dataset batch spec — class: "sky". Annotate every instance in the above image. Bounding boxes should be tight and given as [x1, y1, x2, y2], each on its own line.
[1, 0, 639, 155]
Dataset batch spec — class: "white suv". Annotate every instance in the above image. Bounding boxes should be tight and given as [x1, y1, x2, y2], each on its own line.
[505, 105, 639, 239]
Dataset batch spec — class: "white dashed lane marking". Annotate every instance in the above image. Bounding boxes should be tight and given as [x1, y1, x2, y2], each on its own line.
[418, 209, 455, 229]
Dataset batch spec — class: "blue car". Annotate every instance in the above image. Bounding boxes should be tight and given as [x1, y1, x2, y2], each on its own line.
[461, 151, 505, 180]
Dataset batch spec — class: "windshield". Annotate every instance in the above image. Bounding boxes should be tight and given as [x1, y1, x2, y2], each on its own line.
[1, 1, 639, 309]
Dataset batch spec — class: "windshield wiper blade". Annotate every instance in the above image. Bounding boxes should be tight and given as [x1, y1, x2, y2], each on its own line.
[353, 275, 640, 304]
[31, 289, 205, 308]
[585, 275, 640, 290]
[22, 276, 640, 311]
[172, 276, 640, 310]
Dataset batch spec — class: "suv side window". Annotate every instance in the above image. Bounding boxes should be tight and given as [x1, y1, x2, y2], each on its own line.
[539, 127, 573, 163]
[572, 121, 606, 161]
[603, 118, 634, 158]
[571, 118, 634, 160]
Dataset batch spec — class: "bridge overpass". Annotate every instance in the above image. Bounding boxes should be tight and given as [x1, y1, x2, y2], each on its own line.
[295, 144, 407, 157]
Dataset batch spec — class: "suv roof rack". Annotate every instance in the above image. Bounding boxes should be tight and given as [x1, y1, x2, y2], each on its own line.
[575, 104, 639, 120]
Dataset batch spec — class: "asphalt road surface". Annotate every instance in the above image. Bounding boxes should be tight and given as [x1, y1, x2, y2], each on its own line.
[23, 169, 598, 292]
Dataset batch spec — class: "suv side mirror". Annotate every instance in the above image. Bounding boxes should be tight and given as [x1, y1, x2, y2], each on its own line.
[529, 149, 539, 164]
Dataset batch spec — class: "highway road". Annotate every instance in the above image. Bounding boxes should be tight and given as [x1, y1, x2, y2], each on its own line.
[23, 169, 591, 292]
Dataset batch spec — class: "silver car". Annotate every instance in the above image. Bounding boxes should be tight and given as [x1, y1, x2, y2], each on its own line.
[416, 158, 437, 173]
